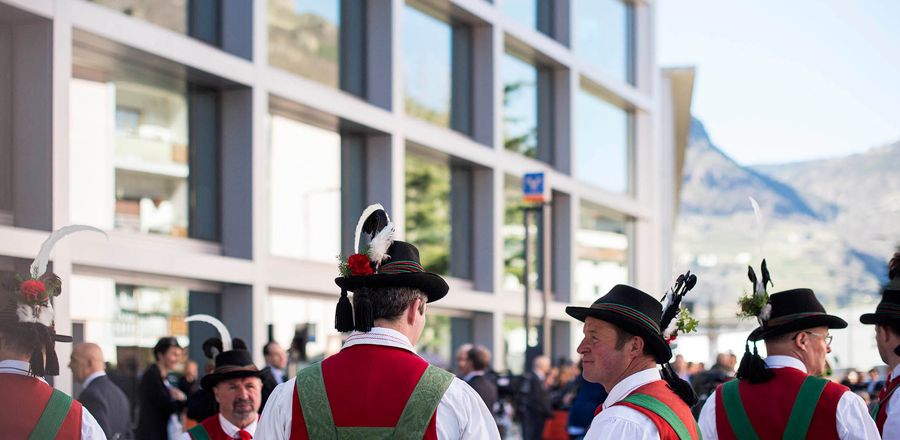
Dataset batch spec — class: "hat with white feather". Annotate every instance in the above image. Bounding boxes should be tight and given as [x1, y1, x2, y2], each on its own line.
[185, 314, 262, 391]
[333, 204, 449, 333]
[0, 225, 106, 376]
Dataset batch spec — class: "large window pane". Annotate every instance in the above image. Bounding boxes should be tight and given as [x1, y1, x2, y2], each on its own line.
[268, 0, 340, 88]
[405, 152, 451, 275]
[573, 0, 634, 84]
[574, 86, 631, 193]
[88, 0, 188, 35]
[418, 313, 451, 369]
[268, 114, 341, 262]
[575, 202, 630, 302]
[70, 67, 194, 237]
[502, 0, 536, 30]
[502, 53, 538, 158]
[403, 5, 451, 127]
[267, 292, 343, 367]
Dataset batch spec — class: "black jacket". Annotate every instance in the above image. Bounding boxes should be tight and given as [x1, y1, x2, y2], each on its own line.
[79, 374, 134, 439]
[136, 364, 182, 440]
[465, 373, 499, 412]
[259, 366, 283, 413]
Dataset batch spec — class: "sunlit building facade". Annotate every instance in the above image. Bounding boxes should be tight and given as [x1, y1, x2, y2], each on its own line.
[0, 0, 692, 395]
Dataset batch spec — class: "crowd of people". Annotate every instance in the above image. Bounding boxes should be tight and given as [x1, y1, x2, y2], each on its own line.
[2, 210, 899, 439]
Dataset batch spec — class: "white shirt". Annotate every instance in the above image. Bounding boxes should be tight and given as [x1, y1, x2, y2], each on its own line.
[180, 414, 258, 439]
[82, 370, 106, 389]
[256, 327, 500, 440]
[584, 368, 662, 440]
[697, 355, 880, 440]
[268, 366, 285, 385]
[882, 363, 900, 440]
[0, 360, 107, 439]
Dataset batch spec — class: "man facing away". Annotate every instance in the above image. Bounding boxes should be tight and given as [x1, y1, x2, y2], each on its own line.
[860, 252, 900, 437]
[71, 342, 134, 439]
[566, 284, 701, 440]
[698, 288, 879, 439]
[257, 204, 499, 439]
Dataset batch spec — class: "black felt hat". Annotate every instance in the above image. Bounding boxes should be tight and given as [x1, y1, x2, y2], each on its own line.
[860, 253, 900, 325]
[335, 240, 449, 302]
[200, 349, 263, 391]
[747, 288, 847, 341]
[566, 284, 672, 363]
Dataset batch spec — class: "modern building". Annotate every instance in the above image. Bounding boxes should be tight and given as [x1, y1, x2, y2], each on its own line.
[0, 0, 693, 396]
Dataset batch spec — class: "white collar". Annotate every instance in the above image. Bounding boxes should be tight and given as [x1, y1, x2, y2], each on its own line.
[765, 355, 808, 373]
[463, 370, 485, 382]
[891, 364, 900, 381]
[342, 327, 418, 355]
[218, 413, 257, 438]
[0, 360, 45, 382]
[602, 368, 660, 410]
[82, 370, 106, 389]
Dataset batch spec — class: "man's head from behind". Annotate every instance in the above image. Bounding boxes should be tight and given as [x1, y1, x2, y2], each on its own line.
[263, 340, 287, 370]
[69, 343, 105, 383]
[213, 376, 262, 428]
[577, 317, 656, 390]
[874, 321, 900, 366]
[355, 286, 428, 345]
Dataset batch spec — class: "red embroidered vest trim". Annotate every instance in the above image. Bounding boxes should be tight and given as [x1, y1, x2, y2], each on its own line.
[0, 373, 82, 439]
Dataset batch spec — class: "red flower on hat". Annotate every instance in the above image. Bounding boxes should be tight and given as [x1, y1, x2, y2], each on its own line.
[20, 279, 47, 303]
[347, 254, 374, 276]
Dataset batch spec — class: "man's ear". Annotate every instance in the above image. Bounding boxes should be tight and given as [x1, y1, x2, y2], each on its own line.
[630, 335, 645, 358]
[406, 298, 421, 325]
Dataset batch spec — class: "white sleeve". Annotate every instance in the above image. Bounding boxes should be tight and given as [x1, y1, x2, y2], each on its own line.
[256, 379, 295, 440]
[436, 378, 501, 440]
[697, 390, 719, 440]
[180, 433, 192, 440]
[836, 390, 880, 440]
[884, 389, 900, 440]
[80, 407, 108, 440]
[583, 406, 660, 440]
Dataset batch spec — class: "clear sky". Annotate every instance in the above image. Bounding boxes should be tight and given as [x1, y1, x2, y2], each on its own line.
[657, 0, 900, 165]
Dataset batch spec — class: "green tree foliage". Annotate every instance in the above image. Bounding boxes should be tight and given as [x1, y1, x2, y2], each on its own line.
[405, 154, 451, 275]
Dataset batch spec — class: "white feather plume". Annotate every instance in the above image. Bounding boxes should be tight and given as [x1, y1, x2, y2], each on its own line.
[30, 225, 107, 278]
[758, 303, 772, 323]
[367, 221, 395, 268]
[661, 288, 674, 312]
[185, 314, 232, 351]
[663, 316, 679, 339]
[17, 302, 54, 326]
[353, 204, 388, 254]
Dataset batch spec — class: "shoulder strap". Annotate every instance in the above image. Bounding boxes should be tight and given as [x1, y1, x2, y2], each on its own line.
[28, 389, 73, 440]
[296, 362, 337, 440]
[720, 380, 760, 440]
[187, 424, 212, 440]
[783, 376, 828, 440]
[620, 393, 698, 440]
[393, 365, 454, 440]
[871, 379, 900, 421]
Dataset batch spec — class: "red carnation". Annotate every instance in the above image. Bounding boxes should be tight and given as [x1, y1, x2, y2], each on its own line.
[347, 254, 374, 276]
[20, 279, 46, 303]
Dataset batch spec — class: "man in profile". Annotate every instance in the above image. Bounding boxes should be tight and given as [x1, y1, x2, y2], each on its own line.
[457, 345, 498, 412]
[71, 342, 134, 439]
[260, 340, 288, 410]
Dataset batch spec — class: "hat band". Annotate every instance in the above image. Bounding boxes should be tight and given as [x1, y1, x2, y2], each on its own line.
[765, 312, 828, 327]
[378, 260, 425, 275]
[211, 365, 258, 375]
[875, 302, 900, 317]
[590, 303, 661, 334]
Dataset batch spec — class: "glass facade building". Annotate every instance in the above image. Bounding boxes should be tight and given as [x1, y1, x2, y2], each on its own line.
[0, 0, 692, 394]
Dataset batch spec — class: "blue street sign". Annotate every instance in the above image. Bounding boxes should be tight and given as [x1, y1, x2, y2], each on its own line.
[522, 172, 547, 203]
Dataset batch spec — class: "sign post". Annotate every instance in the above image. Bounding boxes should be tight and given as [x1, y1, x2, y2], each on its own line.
[521, 172, 549, 374]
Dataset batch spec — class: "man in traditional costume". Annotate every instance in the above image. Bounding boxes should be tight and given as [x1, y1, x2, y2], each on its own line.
[860, 252, 900, 437]
[566, 272, 701, 439]
[0, 225, 106, 439]
[697, 260, 879, 439]
[257, 204, 499, 439]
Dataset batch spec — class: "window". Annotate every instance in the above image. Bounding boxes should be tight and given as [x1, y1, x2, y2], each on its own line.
[575, 202, 630, 302]
[267, 292, 343, 363]
[574, 85, 632, 193]
[88, 0, 189, 35]
[502, 53, 538, 158]
[268, 113, 341, 262]
[418, 314, 452, 368]
[502, 0, 537, 30]
[268, 0, 340, 88]
[403, 5, 452, 127]
[573, 0, 635, 84]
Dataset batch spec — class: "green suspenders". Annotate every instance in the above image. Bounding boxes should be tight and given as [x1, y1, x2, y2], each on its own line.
[722, 376, 828, 440]
[28, 389, 73, 440]
[188, 424, 213, 440]
[620, 393, 701, 440]
[296, 362, 454, 440]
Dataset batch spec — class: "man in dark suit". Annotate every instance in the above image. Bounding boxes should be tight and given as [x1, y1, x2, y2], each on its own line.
[457, 345, 498, 411]
[518, 355, 554, 440]
[71, 342, 134, 439]
[259, 340, 288, 411]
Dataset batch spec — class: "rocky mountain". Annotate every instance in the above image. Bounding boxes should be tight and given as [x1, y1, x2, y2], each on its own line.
[675, 119, 897, 320]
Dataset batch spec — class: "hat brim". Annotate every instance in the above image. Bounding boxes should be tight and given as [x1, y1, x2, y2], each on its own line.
[749, 314, 848, 341]
[53, 333, 73, 343]
[566, 306, 672, 364]
[201, 369, 264, 391]
[335, 272, 449, 303]
[860, 313, 900, 325]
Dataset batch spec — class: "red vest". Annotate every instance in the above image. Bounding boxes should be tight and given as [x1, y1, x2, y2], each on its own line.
[875, 375, 900, 435]
[714, 368, 845, 440]
[0, 373, 83, 439]
[289, 344, 439, 440]
[189, 415, 240, 440]
[611, 380, 700, 440]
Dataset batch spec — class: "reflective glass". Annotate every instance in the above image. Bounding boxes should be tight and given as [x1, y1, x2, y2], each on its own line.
[503, 176, 541, 291]
[574, 202, 629, 302]
[403, 5, 452, 127]
[405, 151, 451, 275]
[268, 0, 340, 88]
[573, 0, 634, 84]
[418, 314, 452, 368]
[502, 53, 538, 158]
[574, 87, 631, 193]
[268, 292, 344, 366]
[88, 0, 188, 35]
[501, 0, 536, 30]
[268, 114, 341, 262]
